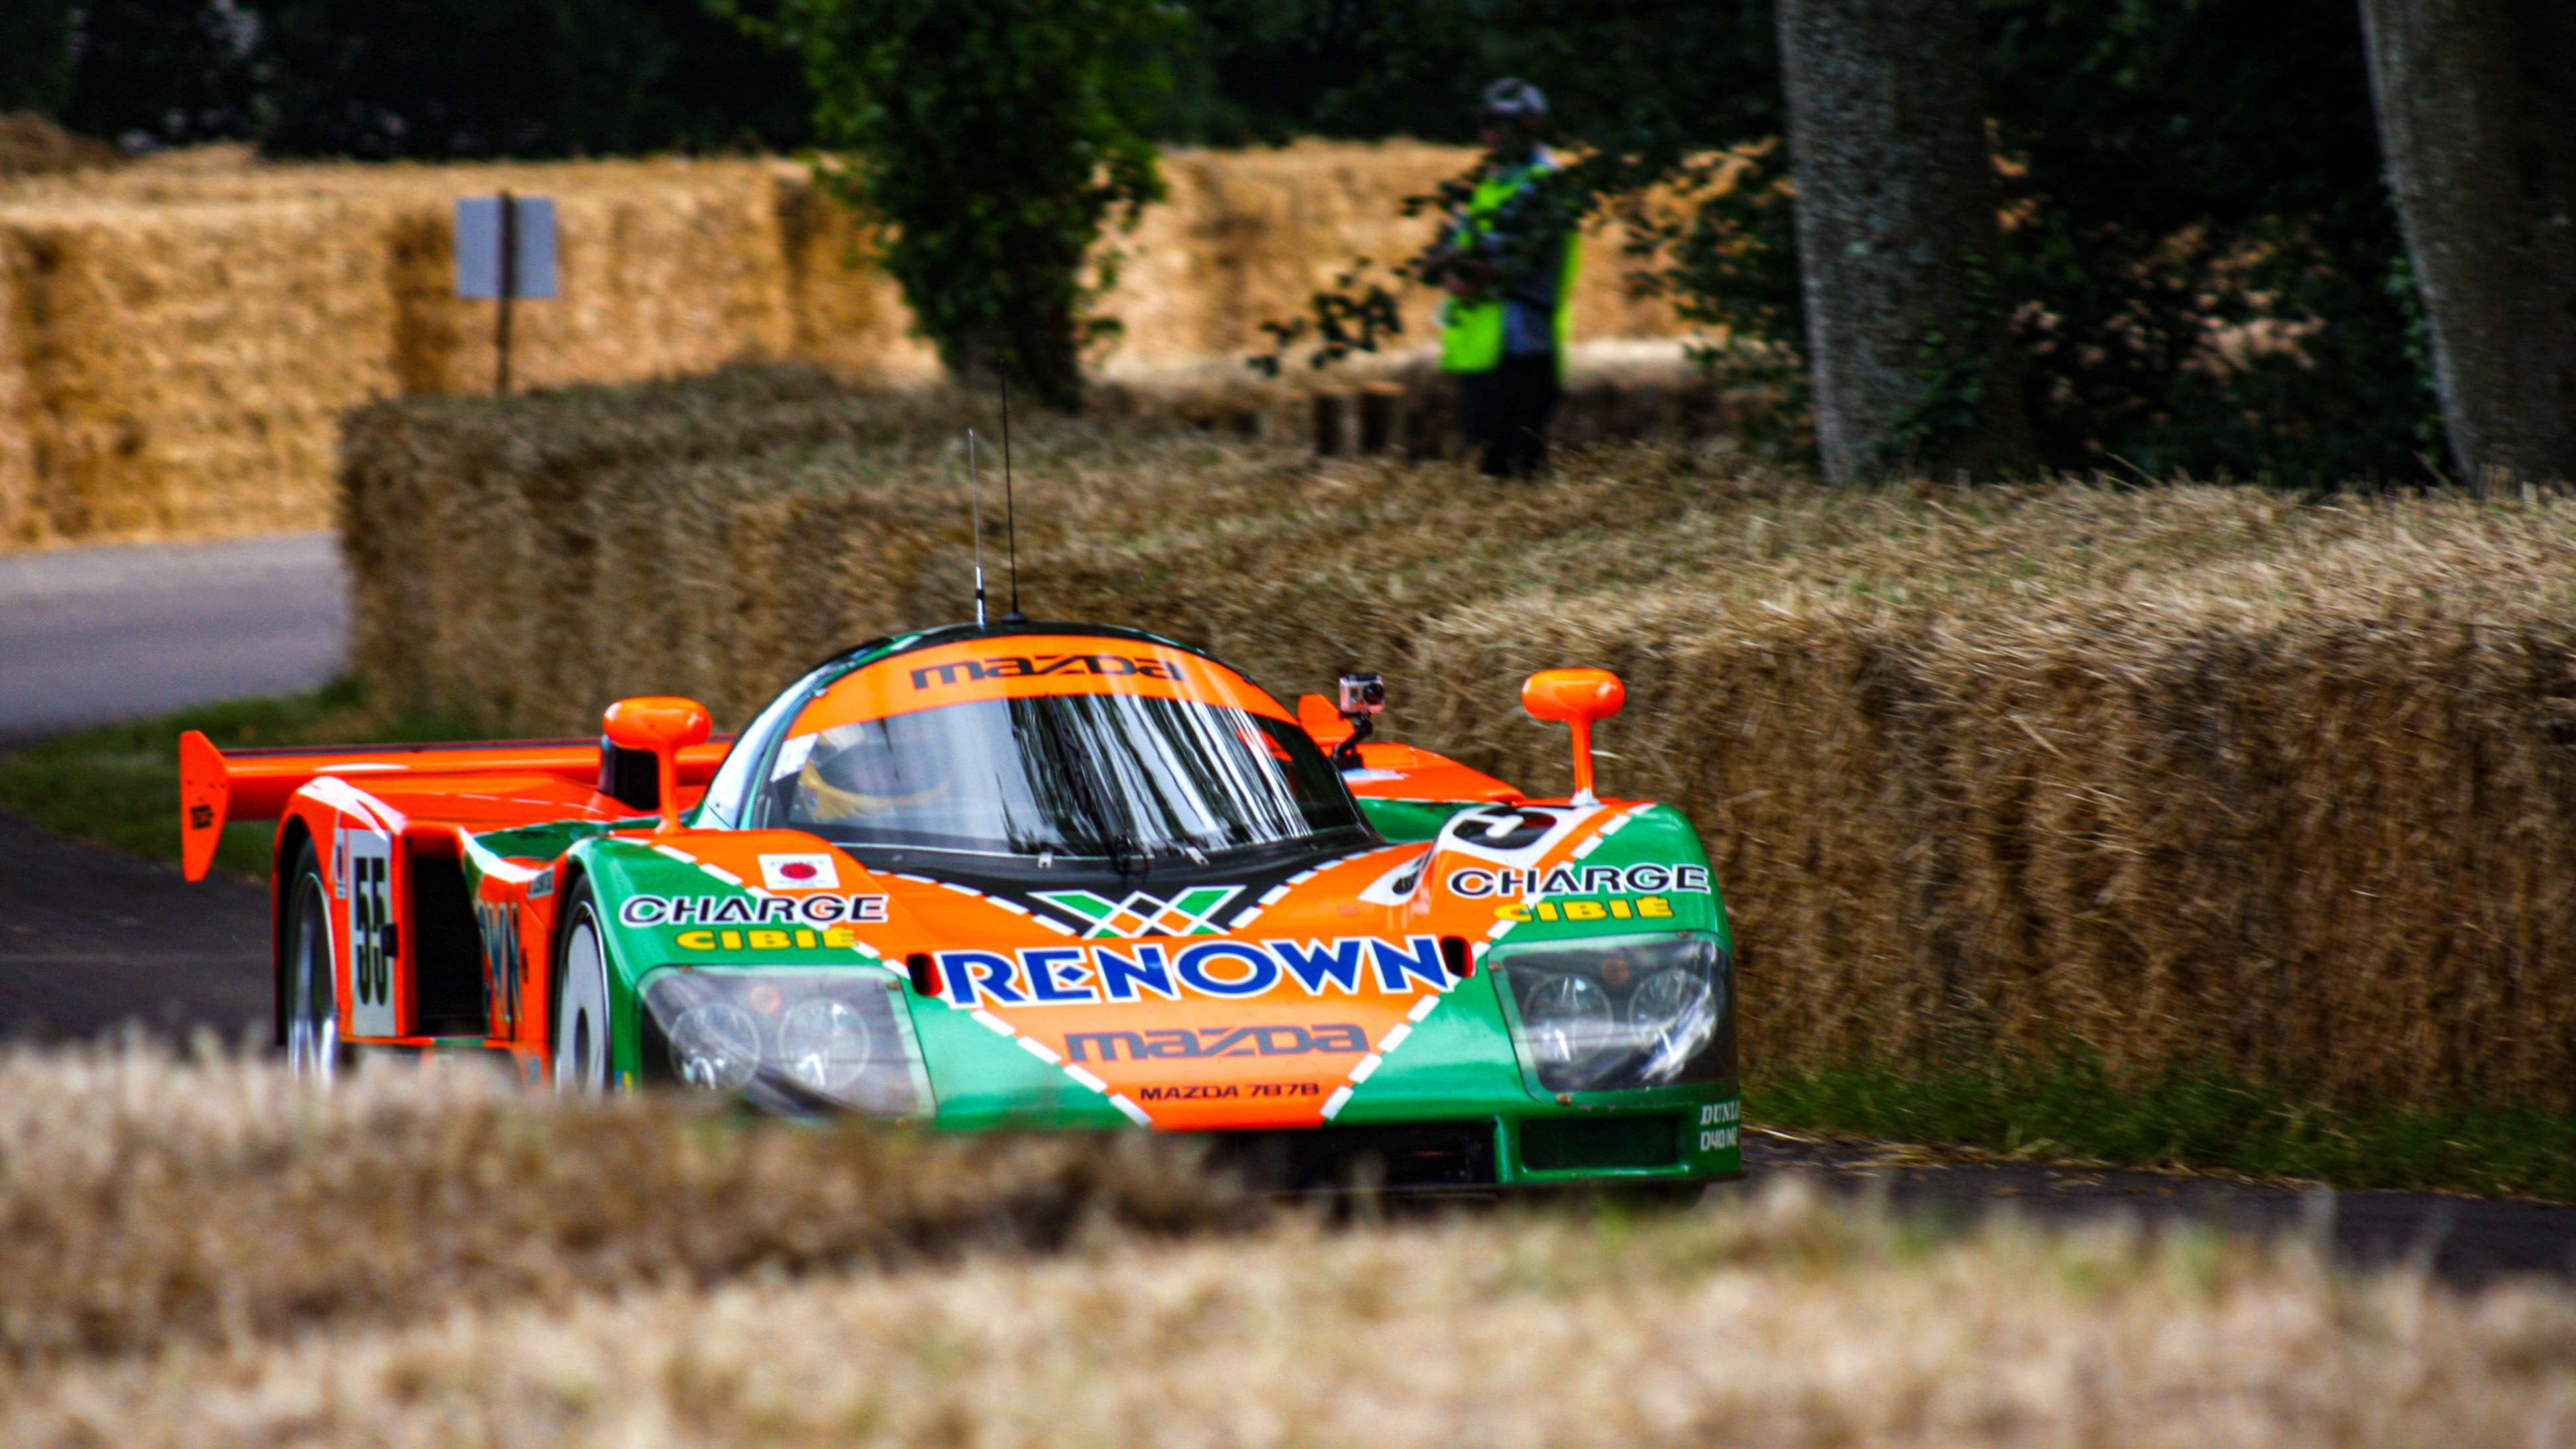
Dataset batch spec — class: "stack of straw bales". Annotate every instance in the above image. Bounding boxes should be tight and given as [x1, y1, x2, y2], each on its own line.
[341, 366, 1318, 728]
[2, 143, 1688, 549]
[342, 369, 2576, 1116]
[0, 114, 121, 178]
[0, 196, 396, 543]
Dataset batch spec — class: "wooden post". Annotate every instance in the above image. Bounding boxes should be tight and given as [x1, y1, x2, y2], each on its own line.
[1358, 384, 1407, 456]
[1312, 390, 1355, 458]
[495, 190, 516, 396]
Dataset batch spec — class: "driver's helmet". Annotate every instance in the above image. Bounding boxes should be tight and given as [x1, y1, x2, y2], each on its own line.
[794, 720, 953, 823]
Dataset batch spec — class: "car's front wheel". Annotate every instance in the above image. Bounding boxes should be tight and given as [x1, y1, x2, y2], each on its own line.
[280, 839, 339, 1083]
[553, 885, 614, 1092]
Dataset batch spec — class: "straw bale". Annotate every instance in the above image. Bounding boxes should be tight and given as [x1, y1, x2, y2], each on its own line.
[346, 380, 2576, 1112]
[379, 166, 801, 396]
[1402, 494, 2576, 1112]
[3, 146, 1702, 549]
[0, 196, 395, 547]
[345, 369, 1315, 731]
[771, 169, 941, 386]
[1106, 142, 1680, 373]
[0, 114, 120, 178]
[0, 249, 36, 542]
[342, 366, 894, 726]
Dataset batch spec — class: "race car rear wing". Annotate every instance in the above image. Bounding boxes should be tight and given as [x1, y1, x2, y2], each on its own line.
[177, 731, 733, 881]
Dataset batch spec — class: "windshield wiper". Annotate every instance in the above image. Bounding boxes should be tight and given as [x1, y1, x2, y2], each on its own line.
[1027, 702, 1144, 877]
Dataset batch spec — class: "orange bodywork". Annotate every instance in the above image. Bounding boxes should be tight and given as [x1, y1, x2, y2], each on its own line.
[787, 633, 1289, 736]
[622, 802, 1638, 1130]
[178, 733, 733, 882]
[179, 630, 1567, 1131]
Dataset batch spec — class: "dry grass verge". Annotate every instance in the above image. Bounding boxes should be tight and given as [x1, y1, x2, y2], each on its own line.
[0, 1042, 1250, 1368]
[10, 1172, 2575, 1445]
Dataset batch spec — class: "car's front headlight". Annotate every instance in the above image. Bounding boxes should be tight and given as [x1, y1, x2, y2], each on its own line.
[1491, 932, 1731, 1093]
[639, 969, 933, 1116]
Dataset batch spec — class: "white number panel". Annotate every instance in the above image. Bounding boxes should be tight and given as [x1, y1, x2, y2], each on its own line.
[343, 828, 399, 1037]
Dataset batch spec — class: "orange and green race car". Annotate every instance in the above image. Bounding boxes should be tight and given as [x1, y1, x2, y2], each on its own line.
[180, 623, 1739, 1190]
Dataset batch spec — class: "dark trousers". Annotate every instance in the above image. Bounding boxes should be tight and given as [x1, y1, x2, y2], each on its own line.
[1456, 352, 1560, 478]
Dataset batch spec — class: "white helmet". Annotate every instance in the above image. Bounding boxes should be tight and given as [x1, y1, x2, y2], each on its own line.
[1479, 78, 1548, 119]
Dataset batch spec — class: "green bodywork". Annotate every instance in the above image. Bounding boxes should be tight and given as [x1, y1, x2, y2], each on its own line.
[451, 634, 1740, 1187]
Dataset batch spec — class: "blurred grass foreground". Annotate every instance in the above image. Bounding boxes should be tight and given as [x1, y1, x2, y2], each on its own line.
[0, 1044, 2571, 1444]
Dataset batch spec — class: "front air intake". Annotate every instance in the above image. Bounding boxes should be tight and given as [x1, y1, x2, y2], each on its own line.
[1518, 1114, 1682, 1172]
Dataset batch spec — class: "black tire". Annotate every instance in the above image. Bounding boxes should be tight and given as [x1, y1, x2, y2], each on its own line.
[551, 879, 614, 1092]
[280, 839, 343, 1082]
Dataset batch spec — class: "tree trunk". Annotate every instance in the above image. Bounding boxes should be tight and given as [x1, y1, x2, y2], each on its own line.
[2361, 0, 2576, 484]
[1776, 0, 2035, 482]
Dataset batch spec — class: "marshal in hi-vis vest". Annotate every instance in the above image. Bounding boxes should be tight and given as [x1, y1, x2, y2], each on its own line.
[1439, 159, 1582, 374]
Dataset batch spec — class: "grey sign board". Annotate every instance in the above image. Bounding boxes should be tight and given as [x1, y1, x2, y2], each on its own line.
[455, 195, 559, 299]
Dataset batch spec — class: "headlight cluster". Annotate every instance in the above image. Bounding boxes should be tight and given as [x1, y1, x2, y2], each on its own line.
[639, 970, 932, 1116]
[1492, 932, 1731, 1093]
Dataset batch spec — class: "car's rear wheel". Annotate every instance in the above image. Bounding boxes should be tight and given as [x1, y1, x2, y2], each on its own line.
[553, 886, 613, 1092]
[281, 839, 339, 1083]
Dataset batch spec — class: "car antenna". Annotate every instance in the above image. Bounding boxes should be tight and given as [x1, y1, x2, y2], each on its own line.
[964, 428, 989, 628]
[999, 366, 1024, 624]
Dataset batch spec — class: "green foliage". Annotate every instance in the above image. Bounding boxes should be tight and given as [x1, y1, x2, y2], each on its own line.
[1164, 0, 1778, 150]
[1157, 0, 1492, 146]
[1250, 260, 1407, 376]
[1982, 0, 2426, 484]
[56, 0, 811, 157]
[1250, 0, 2428, 486]
[1882, 250, 2009, 474]
[0, 0, 78, 117]
[257, 0, 812, 159]
[1756, 1053, 2576, 1201]
[740, 0, 1179, 410]
[1612, 142, 1811, 456]
[60, 0, 268, 147]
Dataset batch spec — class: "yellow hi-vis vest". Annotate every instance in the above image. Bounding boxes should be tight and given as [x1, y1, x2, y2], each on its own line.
[1440, 159, 1582, 374]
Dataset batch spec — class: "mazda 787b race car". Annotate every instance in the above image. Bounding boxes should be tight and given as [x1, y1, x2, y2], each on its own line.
[178, 623, 1741, 1191]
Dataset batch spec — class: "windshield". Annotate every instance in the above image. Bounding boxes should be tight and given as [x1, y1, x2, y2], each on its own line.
[770, 693, 1366, 859]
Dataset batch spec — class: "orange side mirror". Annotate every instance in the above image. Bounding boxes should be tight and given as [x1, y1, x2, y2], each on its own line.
[1521, 669, 1625, 805]
[602, 696, 714, 832]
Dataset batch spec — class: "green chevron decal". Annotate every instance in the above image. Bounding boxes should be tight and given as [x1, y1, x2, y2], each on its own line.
[1032, 885, 1245, 939]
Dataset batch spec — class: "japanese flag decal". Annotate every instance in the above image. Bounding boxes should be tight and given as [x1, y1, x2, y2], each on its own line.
[759, 852, 841, 890]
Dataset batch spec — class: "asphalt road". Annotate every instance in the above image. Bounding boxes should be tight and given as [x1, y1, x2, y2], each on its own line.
[0, 806, 272, 1044]
[1, 529, 2570, 1287]
[0, 531, 348, 746]
[0, 531, 339, 1034]
[1738, 1133, 2576, 1289]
